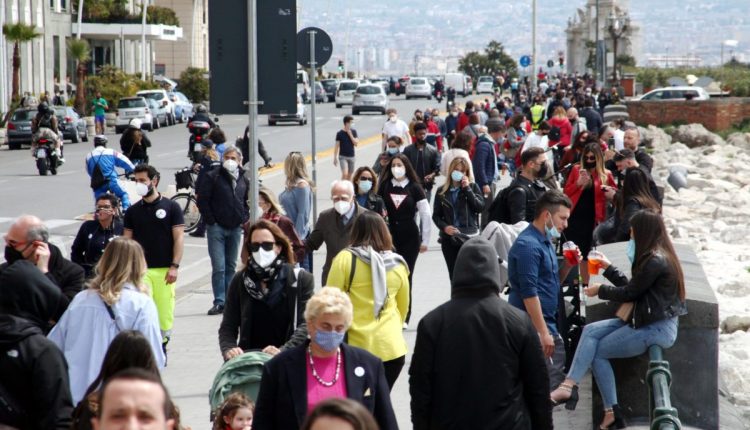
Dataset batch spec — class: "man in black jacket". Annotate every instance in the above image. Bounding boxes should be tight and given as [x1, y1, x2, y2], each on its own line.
[409, 237, 552, 430]
[197, 146, 250, 316]
[623, 127, 654, 172]
[580, 97, 603, 136]
[507, 147, 549, 224]
[1, 215, 84, 316]
[0, 260, 74, 429]
[403, 122, 441, 202]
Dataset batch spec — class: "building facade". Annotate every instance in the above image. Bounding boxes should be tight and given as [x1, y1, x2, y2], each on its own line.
[152, 0, 208, 78]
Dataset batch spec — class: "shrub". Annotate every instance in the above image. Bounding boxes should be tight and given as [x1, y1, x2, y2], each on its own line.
[84, 65, 156, 115]
[178, 67, 209, 103]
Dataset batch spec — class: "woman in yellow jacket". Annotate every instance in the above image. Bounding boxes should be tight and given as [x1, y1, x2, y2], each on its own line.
[327, 210, 410, 391]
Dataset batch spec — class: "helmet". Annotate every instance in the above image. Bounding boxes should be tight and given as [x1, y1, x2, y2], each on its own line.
[94, 135, 108, 147]
[37, 102, 50, 114]
[195, 104, 208, 113]
[129, 118, 142, 129]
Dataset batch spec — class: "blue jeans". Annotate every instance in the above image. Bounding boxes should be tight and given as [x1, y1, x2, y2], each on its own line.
[207, 224, 242, 306]
[567, 317, 678, 408]
[94, 177, 131, 210]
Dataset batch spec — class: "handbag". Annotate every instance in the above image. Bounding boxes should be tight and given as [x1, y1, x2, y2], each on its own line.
[615, 302, 634, 322]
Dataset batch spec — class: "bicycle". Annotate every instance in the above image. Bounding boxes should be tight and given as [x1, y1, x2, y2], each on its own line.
[171, 167, 202, 233]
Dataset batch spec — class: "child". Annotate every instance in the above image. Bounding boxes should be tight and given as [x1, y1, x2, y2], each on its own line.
[214, 392, 254, 430]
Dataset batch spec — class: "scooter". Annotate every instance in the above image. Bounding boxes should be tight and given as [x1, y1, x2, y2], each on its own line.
[187, 121, 212, 162]
[435, 90, 444, 103]
[34, 138, 59, 176]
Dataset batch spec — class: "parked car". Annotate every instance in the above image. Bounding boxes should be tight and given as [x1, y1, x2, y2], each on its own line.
[136, 89, 176, 125]
[268, 96, 307, 126]
[6, 108, 35, 150]
[352, 84, 388, 115]
[169, 91, 194, 123]
[477, 76, 494, 94]
[638, 86, 710, 101]
[406, 77, 432, 100]
[321, 78, 338, 102]
[115, 97, 154, 133]
[335, 80, 359, 108]
[53, 106, 87, 143]
[313, 82, 326, 103]
[147, 99, 168, 129]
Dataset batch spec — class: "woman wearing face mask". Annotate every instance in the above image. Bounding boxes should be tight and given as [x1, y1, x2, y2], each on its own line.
[376, 154, 431, 325]
[253, 287, 398, 430]
[563, 143, 617, 286]
[439, 131, 473, 179]
[351, 166, 386, 218]
[218, 220, 314, 360]
[372, 136, 401, 175]
[432, 158, 484, 280]
[71, 194, 124, 278]
[241, 187, 305, 266]
[550, 210, 686, 430]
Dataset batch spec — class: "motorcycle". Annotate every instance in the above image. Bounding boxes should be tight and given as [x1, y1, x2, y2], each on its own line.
[187, 121, 212, 162]
[435, 90, 443, 103]
[34, 138, 59, 176]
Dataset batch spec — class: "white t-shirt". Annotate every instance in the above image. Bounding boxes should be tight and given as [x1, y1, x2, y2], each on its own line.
[382, 119, 409, 140]
[613, 129, 625, 151]
[522, 133, 549, 153]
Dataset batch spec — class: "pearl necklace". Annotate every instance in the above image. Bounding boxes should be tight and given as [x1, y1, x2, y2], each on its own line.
[308, 346, 341, 387]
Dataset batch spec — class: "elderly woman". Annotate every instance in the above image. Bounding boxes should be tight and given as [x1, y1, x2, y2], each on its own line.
[253, 287, 398, 430]
[219, 220, 314, 360]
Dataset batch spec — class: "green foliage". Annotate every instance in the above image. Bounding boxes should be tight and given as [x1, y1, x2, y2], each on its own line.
[147, 6, 180, 26]
[84, 65, 155, 115]
[2, 22, 41, 42]
[73, 0, 179, 26]
[458, 40, 517, 82]
[178, 67, 209, 103]
[617, 55, 636, 68]
[717, 118, 750, 139]
[636, 65, 750, 96]
[67, 38, 91, 63]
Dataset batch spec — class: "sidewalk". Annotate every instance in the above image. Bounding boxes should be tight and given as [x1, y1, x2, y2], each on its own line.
[161, 136, 593, 429]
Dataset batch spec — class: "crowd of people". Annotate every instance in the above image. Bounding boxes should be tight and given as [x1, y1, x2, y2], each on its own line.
[0, 73, 688, 430]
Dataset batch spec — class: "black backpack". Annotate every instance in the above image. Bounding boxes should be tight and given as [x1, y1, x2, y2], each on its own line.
[488, 181, 535, 225]
[89, 154, 108, 190]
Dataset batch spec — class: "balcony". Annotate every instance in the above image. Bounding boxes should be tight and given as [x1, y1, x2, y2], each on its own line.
[71, 22, 183, 41]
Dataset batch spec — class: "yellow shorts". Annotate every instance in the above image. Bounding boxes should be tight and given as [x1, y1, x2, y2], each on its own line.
[143, 267, 175, 341]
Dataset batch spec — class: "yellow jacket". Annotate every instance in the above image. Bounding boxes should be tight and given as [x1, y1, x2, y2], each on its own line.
[327, 250, 410, 362]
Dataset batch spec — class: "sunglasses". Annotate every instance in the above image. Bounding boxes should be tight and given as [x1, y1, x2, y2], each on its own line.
[584, 156, 596, 161]
[249, 241, 275, 252]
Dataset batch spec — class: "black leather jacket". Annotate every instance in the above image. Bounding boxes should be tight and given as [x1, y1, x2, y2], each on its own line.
[433, 183, 485, 237]
[507, 175, 547, 224]
[600, 252, 687, 329]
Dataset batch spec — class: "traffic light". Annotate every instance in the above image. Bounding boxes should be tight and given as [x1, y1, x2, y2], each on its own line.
[338, 59, 344, 72]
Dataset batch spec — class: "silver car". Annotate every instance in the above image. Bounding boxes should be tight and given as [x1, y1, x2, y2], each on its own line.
[335, 80, 359, 108]
[406, 77, 432, 100]
[352, 84, 388, 115]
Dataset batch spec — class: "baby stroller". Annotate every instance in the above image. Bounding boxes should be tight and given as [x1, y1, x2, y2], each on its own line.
[208, 351, 272, 421]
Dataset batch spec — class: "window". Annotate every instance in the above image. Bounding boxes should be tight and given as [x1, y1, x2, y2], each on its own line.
[411, 78, 426, 85]
[356, 86, 381, 95]
[118, 99, 147, 109]
[12, 110, 34, 121]
[339, 82, 358, 91]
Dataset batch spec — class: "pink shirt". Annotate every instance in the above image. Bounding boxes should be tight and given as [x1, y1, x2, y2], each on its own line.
[306, 351, 348, 413]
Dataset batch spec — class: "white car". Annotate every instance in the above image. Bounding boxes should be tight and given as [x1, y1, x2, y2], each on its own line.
[115, 97, 154, 133]
[136, 89, 176, 125]
[169, 91, 194, 123]
[335, 80, 359, 108]
[638, 86, 710, 101]
[477, 76, 494, 94]
[268, 96, 307, 126]
[352, 84, 388, 115]
[405, 77, 432, 99]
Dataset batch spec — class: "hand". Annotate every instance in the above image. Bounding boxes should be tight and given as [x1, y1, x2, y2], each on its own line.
[603, 186, 616, 201]
[224, 347, 243, 361]
[482, 185, 491, 196]
[33, 241, 50, 273]
[165, 267, 178, 284]
[539, 332, 555, 358]
[419, 244, 428, 253]
[262, 345, 281, 356]
[576, 170, 591, 188]
[333, 157, 338, 167]
[564, 247, 583, 267]
[604, 149, 616, 161]
[597, 253, 611, 269]
[444, 226, 459, 236]
[584, 283, 601, 297]
[461, 176, 470, 188]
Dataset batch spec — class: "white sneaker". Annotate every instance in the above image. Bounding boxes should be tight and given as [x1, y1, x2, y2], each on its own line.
[402, 322, 408, 330]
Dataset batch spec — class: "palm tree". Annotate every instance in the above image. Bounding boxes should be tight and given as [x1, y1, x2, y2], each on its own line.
[68, 38, 91, 114]
[2, 23, 41, 102]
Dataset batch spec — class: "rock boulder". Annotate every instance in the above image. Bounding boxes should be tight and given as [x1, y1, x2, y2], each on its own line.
[671, 123, 726, 148]
[639, 125, 672, 151]
[726, 132, 750, 151]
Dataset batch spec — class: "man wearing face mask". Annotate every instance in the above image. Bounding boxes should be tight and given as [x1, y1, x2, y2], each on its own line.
[1, 215, 85, 317]
[381, 108, 410, 152]
[85, 135, 135, 210]
[403, 122, 441, 202]
[306, 180, 368, 285]
[124, 164, 185, 356]
[196, 146, 251, 316]
[505, 148, 550, 224]
[507, 191, 580, 390]
[473, 118, 501, 228]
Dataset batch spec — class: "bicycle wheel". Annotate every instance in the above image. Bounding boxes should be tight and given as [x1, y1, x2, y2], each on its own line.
[171, 193, 201, 233]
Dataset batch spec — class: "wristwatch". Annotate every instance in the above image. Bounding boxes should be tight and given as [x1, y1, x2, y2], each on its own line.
[170, 263, 180, 269]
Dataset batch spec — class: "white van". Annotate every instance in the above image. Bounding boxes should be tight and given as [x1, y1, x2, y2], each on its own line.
[296, 70, 310, 103]
[444, 72, 470, 97]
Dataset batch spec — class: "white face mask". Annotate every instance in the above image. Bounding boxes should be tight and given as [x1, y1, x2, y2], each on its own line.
[135, 182, 151, 197]
[252, 248, 278, 268]
[223, 159, 239, 173]
[389, 115, 398, 123]
[333, 200, 352, 215]
[391, 166, 406, 179]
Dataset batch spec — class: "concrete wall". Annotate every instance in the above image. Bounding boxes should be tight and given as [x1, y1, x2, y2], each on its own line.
[152, 0, 208, 78]
[626, 98, 750, 132]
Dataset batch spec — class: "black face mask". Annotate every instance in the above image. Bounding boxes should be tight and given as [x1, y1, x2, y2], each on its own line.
[4, 245, 25, 265]
[583, 161, 596, 169]
[537, 163, 549, 179]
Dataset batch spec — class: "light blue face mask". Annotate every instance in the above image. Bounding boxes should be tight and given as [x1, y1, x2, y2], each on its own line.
[314, 329, 345, 352]
[386, 147, 399, 155]
[358, 179, 373, 193]
[626, 238, 636, 264]
[545, 216, 561, 240]
[451, 170, 464, 182]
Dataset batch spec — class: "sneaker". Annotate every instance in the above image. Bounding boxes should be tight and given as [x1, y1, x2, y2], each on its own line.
[207, 304, 225, 316]
[189, 231, 205, 238]
[402, 322, 409, 330]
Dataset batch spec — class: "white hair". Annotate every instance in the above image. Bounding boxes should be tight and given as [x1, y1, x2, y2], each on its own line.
[330, 180, 355, 197]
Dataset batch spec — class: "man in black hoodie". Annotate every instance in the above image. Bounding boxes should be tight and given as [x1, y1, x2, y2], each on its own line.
[409, 237, 552, 430]
[0, 260, 74, 429]
[1, 215, 85, 315]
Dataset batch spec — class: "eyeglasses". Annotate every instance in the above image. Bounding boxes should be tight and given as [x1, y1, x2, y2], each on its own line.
[584, 156, 597, 161]
[359, 177, 373, 181]
[249, 241, 275, 252]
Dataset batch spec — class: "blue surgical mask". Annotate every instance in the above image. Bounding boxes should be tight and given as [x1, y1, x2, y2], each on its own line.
[626, 238, 636, 264]
[314, 329, 345, 352]
[545, 216, 561, 240]
[386, 147, 399, 155]
[358, 179, 373, 193]
[451, 170, 464, 182]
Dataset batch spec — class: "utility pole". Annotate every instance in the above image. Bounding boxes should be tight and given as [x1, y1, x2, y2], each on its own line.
[247, 0, 260, 221]
[141, 0, 147, 79]
[531, 0, 537, 90]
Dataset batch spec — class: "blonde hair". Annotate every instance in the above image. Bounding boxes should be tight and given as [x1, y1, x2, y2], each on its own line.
[204, 146, 219, 161]
[89, 237, 148, 305]
[553, 106, 567, 118]
[284, 152, 315, 190]
[258, 186, 285, 216]
[304, 287, 353, 328]
[439, 157, 474, 195]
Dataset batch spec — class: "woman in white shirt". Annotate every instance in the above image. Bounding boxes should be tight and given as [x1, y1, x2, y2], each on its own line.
[48, 237, 164, 403]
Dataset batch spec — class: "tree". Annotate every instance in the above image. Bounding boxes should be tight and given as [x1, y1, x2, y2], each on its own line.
[458, 40, 517, 82]
[178, 67, 209, 103]
[616, 54, 636, 68]
[2, 23, 41, 102]
[68, 38, 91, 114]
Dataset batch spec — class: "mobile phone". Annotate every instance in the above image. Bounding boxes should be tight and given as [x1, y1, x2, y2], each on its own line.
[607, 137, 615, 149]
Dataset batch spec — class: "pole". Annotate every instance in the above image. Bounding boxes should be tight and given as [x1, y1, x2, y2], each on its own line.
[309, 30, 319, 223]
[531, 0, 537, 90]
[612, 36, 617, 84]
[141, 0, 147, 79]
[120, 26, 125, 69]
[594, 0, 599, 83]
[247, 0, 259, 221]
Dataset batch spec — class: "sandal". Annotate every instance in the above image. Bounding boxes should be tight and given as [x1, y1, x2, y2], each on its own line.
[550, 382, 579, 410]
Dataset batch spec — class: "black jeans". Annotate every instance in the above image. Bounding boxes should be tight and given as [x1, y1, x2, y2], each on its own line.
[440, 237, 461, 281]
[382, 355, 406, 391]
[390, 219, 420, 323]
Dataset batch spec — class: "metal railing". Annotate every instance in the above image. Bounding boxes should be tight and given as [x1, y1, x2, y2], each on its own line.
[647, 345, 682, 430]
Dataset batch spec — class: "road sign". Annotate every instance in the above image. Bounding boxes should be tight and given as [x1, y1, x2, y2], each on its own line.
[297, 27, 333, 68]
[520, 55, 531, 68]
[547, 59, 554, 68]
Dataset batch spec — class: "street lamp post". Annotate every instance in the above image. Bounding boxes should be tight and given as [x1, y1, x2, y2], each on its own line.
[607, 10, 629, 85]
